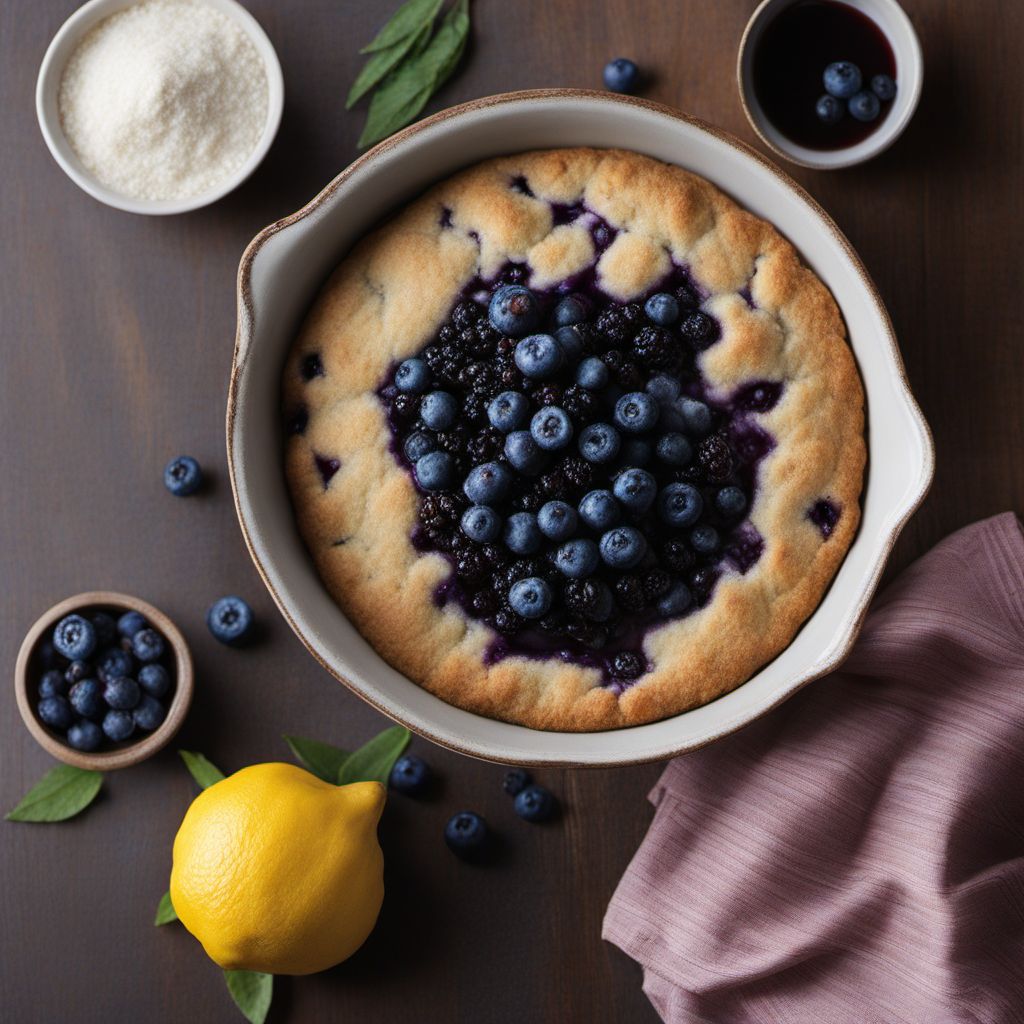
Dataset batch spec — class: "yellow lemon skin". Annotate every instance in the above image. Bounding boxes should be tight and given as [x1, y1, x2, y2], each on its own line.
[170, 763, 385, 975]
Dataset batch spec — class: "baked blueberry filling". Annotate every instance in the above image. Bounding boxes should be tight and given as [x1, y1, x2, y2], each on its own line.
[368, 263, 781, 686]
[809, 498, 841, 538]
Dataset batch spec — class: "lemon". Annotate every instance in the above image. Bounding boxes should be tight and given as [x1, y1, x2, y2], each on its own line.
[170, 762, 385, 975]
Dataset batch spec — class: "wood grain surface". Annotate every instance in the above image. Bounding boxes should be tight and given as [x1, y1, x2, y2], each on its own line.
[2, 1, 1022, 1022]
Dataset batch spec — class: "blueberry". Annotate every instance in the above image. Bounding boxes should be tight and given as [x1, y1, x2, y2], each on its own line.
[576, 357, 609, 391]
[680, 311, 718, 350]
[537, 501, 578, 542]
[815, 94, 844, 125]
[487, 391, 530, 432]
[603, 57, 640, 94]
[614, 392, 659, 434]
[117, 610, 147, 638]
[514, 783, 558, 822]
[656, 432, 693, 466]
[164, 455, 203, 496]
[131, 628, 165, 663]
[646, 375, 680, 404]
[613, 468, 657, 513]
[38, 695, 74, 730]
[133, 695, 166, 732]
[420, 391, 458, 430]
[678, 397, 712, 435]
[503, 767, 532, 795]
[138, 663, 171, 698]
[570, 578, 614, 622]
[504, 431, 546, 475]
[554, 325, 586, 362]
[394, 357, 430, 393]
[90, 612, 117, 647]
[488, 285, 541, 337]
[39, 669, 67, 699]
[64, 660, 90, 685]
[578, 489, 620, 530]
[403, 431, 436, 463]
[515, 334, 563, 379]
[578, 422, 621, 464]
[716, 486, 747, 517]
[691, 525, 720, 554]
[103, 676, 141, 710]
[530, 407, 573, 451]
[95, 646, 134, 683]
[102, 709, 135, 742]
[848, 90, 881, 122]
[658, 582, 693, 617]
[206, 596, 254, 646]
[509, 577, 553, 619]
[644, 293, 680, 326]
[464, 462, 512, 504]
[658, 482, 703, 527]
[53, 614, 97, 661]
[69, 678, 105, 720]
[67, 720, 103, 752]
[620, 440, 652, 467]
[389, 754, 432, 796]
[823, 60, 862, 98]
[461, 505, 503, 543]
[415, 451, 455, 491]
[553, 294, 589, 327]
[871, 73, 897, 101]
[444, 811, 490, 859]
[600, 526, 647, 569]
[554, 538, 600, 578]
[504, 512, 542, 555]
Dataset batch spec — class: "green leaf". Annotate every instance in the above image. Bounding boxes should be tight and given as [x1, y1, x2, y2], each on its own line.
[347, 18, 433, 108]
[337, 725, 410, 786]
[357, 0, 471, 148]
[359, 0, 443, 53]
[155, 889, 178, 925]
[6, 764, 103, 823]
[283, 735, 351, 784]
[224, 970, 273, 1024]
[179, 751, 225, 790]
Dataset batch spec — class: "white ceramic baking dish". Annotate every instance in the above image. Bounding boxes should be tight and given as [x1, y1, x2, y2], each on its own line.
[228, 89, 933, 766]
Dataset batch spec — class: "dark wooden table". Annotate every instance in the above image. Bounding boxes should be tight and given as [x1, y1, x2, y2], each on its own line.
[2, 1, 1022, 1021]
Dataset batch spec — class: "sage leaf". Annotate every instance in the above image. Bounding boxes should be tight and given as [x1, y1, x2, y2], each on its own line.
[6, 764, 102, 823]
[155, 889, 178, 926]
[357, 0, 471, 148]
[347, 15, 434, 108]
[360, 0, 443, 54]
[337, 725, 410, 786]
[224, 970, 273, 1024]
[179, 750, 225, 790]
[284, 735, 351, 784]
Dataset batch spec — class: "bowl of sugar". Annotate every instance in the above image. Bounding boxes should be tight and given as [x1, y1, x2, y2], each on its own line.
[36, 0, 284, 215]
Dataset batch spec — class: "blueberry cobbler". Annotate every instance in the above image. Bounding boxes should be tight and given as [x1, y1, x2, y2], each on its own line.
[283, 149, 865, 730]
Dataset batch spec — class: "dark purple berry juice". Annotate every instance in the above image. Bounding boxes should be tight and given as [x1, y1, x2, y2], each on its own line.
[752, 0, 896, 150]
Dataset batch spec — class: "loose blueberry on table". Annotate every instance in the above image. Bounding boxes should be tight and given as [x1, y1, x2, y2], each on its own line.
[206, 595, 255, 646]
[35, 609, 174, 751]
[164, 455, 203, 496]
[375, 269, 774, 689]
[388, 754, 432, 796]
[444, 810, 490, 861]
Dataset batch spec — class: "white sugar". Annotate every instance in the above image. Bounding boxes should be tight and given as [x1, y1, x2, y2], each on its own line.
[58, 0, 269, 202]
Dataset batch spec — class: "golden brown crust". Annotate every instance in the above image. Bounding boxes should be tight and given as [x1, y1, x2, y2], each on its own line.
[283, 149, 865, 732]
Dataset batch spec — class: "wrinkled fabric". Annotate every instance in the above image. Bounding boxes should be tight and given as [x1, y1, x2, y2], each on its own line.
[604, 513, 1024, 1024]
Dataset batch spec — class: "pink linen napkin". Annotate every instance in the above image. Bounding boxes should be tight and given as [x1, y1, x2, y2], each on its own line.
[604, 513, 1024, 1024]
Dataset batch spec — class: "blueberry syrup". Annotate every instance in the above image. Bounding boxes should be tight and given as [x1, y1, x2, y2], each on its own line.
[809, 498, 841, 538]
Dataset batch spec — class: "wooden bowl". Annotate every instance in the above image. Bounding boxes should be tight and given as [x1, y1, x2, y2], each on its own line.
[15, 591, 194, 770]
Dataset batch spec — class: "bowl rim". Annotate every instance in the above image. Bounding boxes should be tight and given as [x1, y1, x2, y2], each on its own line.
[14, 591, 194, 770]
[227, 88, 934, 766]
[35, 0, 284, 216]
[736, 0, 924, 170]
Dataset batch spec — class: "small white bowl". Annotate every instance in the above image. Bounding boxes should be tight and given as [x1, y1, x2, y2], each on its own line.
[36, 0, 284, 215]
[738, 0, 923, 170]
[227, 89, 934, 767]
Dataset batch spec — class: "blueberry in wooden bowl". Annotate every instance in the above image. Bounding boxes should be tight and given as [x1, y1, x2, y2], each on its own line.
[15, 592, 193, 771]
